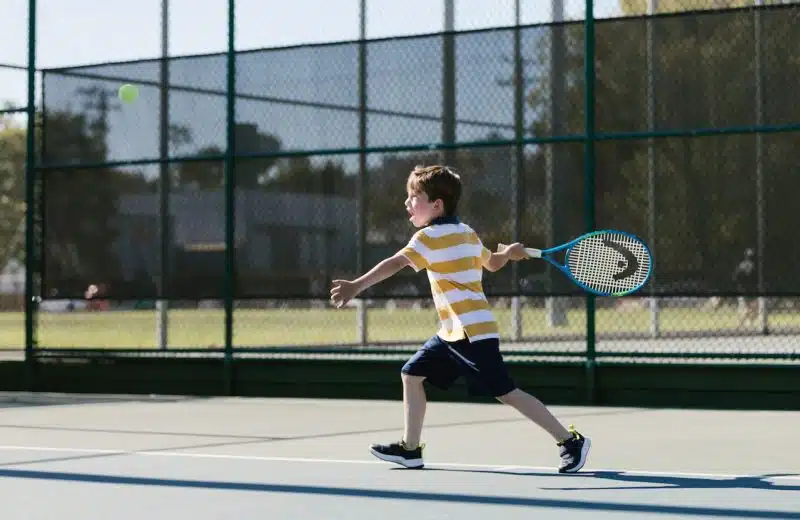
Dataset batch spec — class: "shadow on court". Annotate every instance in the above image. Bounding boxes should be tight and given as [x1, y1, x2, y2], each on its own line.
[0, 468, 797, 519]
[421, 467, 800, 492]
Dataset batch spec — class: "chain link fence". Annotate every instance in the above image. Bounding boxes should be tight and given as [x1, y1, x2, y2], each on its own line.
[592, 0, 800, 362]
[0, 0, 32, 351]
[4, 0, 799, 365]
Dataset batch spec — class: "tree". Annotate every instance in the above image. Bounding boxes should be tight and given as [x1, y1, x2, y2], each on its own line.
[265, 155, 354, 196]
[0, 116, 27, 270]
[176, 146, 225, 190]
[621, 0, 753, 15]
[235, 122, 282, 189]
[174, 123, 283, 191]
[519, 2, 800, 293]
[39, 82, 150, 298]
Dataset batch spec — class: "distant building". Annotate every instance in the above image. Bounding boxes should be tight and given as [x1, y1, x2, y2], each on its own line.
[113, 190, 358, 297]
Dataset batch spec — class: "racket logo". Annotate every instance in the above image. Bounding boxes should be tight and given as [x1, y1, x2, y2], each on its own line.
[602, 238, 640, 281]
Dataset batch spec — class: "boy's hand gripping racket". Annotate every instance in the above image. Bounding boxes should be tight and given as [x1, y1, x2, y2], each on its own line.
[501, 230, 653, 297]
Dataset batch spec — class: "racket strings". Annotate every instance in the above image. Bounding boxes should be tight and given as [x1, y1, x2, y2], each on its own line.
[566, 233, 651, 295]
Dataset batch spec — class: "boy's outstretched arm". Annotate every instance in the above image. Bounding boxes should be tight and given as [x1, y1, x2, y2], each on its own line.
[484, 242, 529, 272]
[330, 253, 412, 308]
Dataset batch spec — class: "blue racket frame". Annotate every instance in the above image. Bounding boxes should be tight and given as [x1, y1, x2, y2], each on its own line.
[520, 229, 654, 297]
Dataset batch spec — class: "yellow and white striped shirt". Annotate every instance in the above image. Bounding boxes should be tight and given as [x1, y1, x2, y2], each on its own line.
[400, 217, 499, 343]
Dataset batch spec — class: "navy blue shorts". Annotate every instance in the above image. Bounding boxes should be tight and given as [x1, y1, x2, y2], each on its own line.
[401, 335, 517, 398]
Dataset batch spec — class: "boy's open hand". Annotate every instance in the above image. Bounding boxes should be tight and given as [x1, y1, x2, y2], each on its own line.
[330, 279, 360, 309]
[497, 242, 529, 261]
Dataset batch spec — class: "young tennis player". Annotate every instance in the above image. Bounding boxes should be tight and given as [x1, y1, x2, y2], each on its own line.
[330, 164, 591, 473]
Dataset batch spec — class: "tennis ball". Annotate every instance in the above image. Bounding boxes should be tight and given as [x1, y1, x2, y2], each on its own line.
[118, 84, 139, 104]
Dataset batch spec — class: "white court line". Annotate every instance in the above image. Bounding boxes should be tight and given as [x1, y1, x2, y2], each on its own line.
[0, 444, 798, 482]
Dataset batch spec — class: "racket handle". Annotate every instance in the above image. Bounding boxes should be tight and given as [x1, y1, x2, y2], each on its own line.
[497, 243, 543, 259]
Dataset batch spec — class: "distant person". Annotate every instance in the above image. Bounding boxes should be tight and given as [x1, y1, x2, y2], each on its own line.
[732, 249, 757, 327]
[85, 283, 110, 311]
[329, 164, 591, 474]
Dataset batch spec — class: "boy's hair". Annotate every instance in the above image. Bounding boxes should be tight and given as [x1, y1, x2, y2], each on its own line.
[407, 164, 462, 217]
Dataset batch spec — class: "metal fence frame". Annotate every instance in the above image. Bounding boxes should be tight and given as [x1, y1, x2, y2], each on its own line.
[15, 0, 800, 385]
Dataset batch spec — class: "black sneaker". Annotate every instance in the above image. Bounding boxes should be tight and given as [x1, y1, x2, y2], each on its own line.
[369, 441, 424, 468]
[557, 425, 591, 473]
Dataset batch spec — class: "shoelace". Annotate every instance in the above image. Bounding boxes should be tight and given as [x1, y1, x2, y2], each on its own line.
[557, 424, 579, 447]
[400, 440, 426, 451]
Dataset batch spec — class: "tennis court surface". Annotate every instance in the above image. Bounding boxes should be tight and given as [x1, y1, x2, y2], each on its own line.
[0, 393, 797, 519]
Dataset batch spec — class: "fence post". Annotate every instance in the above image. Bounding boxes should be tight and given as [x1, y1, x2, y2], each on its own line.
[157, 0, 170, 350]
[24, 0, 38, 391]
[547, 0, 567, 329]
[223, 0, 236, 395]
[356, 0, 368, 345]
[583, 0, 597, 405]
[441, 0, 456, 167]
[754, 0, 768, 334]
[647, 0, 660, 338]
[511, 0, 524, 342]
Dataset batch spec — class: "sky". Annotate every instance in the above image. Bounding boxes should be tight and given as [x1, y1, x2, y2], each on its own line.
[0, 0, 626, 177]
[0, 0, 624, 108]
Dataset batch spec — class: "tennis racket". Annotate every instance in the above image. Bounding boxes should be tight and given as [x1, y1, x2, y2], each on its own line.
[501, 229, 653, 297]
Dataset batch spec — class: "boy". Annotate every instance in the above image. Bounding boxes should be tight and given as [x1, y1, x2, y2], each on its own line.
[329, 164, 591, 473]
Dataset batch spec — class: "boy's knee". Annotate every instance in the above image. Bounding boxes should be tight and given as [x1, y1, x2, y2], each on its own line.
[495, 388, 521, 404]
[401, 373, 426, 385]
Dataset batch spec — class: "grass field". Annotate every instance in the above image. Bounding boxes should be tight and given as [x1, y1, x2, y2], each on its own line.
[0, 303, 797, 349]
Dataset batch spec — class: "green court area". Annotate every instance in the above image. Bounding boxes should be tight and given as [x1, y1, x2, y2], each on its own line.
[0, 304, 796, 349]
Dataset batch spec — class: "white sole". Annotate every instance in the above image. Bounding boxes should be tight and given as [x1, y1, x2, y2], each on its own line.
[369, 448, 424, 468]
[561, 437, 591, 473]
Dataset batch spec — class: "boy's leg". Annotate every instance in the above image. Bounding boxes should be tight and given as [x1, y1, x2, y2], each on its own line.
[368, 336, 461, 469]
[402, 373, 426, 449]
[497, 388, 570, 442]
[497, 388, 591, 473]
[452, 337, 591, 473]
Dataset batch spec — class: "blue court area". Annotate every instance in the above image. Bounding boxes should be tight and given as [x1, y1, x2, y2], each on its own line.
[0, 393, 798, 519]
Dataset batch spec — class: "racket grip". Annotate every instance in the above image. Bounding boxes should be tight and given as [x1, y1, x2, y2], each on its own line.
[498, 243, 542, 258]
